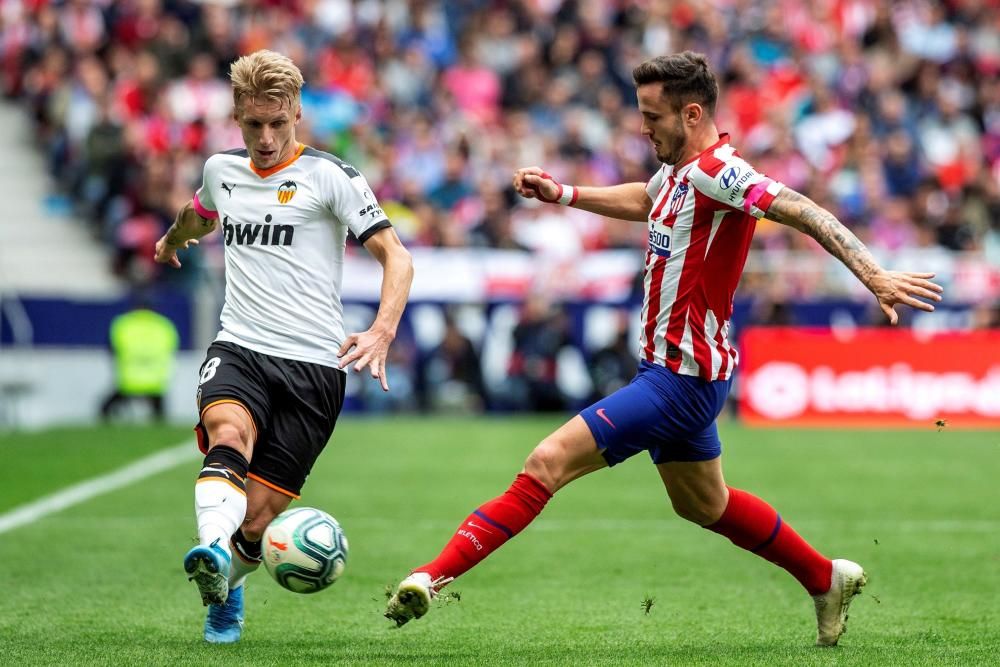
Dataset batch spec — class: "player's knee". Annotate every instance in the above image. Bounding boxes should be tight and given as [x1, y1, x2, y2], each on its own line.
[670, 497, 725, 526]
[523, 439, 564, 492]
[207, 422, 252, 455]
[240, 514, 268, 542]
[242, 500, 287, 541]
[241, 525, 264, 543]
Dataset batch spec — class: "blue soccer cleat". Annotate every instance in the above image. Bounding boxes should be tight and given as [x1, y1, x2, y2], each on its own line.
[183, 539, 231, 607]
[204, 585, 244, 644]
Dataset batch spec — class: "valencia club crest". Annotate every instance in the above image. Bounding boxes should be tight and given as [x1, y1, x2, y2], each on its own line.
[277, 180, 297, 204]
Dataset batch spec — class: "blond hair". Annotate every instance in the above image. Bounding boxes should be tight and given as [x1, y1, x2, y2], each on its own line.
[229, 50, 304, 113]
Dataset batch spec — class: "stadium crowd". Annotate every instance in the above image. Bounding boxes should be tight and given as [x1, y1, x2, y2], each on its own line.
[2, 0, 998, 294]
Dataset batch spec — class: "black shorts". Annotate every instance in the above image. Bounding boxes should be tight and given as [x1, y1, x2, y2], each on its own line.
[194, 341, 345, 498]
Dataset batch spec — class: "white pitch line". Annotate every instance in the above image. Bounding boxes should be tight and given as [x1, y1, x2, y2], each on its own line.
[0, 440, 198, 535]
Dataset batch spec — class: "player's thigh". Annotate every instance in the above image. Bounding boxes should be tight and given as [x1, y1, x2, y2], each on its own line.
[578, 368, 677, 467]
[248, 359, 345, 500]
[656, 455, 728, 525]
[242, 479, 295, 541]
[195, 342, 271, 459]
[524, 415, 609, 493]
[628, 364, 732, 465]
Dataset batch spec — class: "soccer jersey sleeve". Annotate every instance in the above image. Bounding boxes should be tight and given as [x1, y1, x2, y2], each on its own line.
[645, 165, 667, 201]
[688, 153, 784, 220]
[193, 156, 220, 220]
[318, 161, 391, 244]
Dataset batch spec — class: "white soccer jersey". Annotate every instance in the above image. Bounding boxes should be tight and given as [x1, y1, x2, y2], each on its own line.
[640, 134, 784, 381]
[193, 144, 391, 368]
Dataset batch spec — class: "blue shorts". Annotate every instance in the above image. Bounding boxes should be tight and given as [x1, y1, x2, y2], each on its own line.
[579, 361, 732, 466]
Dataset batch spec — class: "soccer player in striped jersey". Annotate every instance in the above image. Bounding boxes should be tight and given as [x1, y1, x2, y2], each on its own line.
[154, 50, 413, 644]
[386, 52, 943, 646]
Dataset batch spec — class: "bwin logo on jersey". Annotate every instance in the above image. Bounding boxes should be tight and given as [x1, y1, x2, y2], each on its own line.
[277, 180, 297, 204]
[222, 214, 294, 246]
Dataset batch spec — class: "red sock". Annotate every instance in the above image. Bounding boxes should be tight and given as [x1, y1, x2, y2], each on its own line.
[705, 487, 833, 595]
[415, 473, 552, 583]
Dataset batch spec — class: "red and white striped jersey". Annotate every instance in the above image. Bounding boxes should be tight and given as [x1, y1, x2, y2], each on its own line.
[639, 134, 784, 381]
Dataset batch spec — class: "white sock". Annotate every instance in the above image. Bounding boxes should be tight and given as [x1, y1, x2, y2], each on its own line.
[195, 478, 247, 556]
[228, 551, 261, 590]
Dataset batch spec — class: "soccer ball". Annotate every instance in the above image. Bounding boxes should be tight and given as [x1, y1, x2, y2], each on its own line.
[261, 507, 348, 593]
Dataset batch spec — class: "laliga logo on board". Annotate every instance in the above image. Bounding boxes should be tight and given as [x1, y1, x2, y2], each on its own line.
[745, 362, 809, 419]
[277, 180, 297, 204]
[746, 361, 1000, 420]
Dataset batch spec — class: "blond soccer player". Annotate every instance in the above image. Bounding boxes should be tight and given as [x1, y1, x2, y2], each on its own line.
[155, 50, 413, 643]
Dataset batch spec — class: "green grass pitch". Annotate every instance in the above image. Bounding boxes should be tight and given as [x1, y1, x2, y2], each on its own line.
[0, 418, 997, 665]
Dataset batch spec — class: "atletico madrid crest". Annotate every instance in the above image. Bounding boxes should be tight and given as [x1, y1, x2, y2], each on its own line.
[668, 183, 689, 215]
[277, 180, 297, 204]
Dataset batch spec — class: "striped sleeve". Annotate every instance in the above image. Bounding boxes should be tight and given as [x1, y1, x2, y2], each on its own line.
[687, 153, 784, 219]
[645, 166, 667, 201]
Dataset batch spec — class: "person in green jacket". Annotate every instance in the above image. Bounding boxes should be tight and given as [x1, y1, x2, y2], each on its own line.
[100, 305, 179, 421]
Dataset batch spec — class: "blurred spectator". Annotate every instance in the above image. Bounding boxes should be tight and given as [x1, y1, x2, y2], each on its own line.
[442, 36, 501, 126]
[970, 301, 1000, 329]
[870, 197, 918, 252]
[882, 130, 922, 197]
[165, 52, 230, 125]
[795, 80, 856, 171]
[419, 312, 486, 413]
[428, 149, 474, 211]
[99, 299, 179, 422]
[588, 311, 636, 401]
[79, 94, 127, 224]
[750, 294, 797, 327]
[504, 296, 572, 412]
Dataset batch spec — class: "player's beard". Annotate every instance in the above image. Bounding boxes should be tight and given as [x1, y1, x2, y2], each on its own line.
[655, 134, 685, 165]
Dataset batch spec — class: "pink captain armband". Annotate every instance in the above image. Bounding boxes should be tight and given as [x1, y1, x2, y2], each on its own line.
[192, 193, 219, 220]
[743, 178, 778, 215]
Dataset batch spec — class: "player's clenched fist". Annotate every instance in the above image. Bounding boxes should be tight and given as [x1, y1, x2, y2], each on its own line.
[513, 167, 562, 202]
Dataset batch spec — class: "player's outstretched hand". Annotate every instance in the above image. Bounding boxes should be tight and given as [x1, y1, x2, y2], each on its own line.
[338, 328, 393, 392]
[513, 166, 561, 202]
[154, 236, 199, 269]
[869, 271, 943, 325]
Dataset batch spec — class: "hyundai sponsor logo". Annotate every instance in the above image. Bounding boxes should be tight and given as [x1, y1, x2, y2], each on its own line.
[720, 166, 740, 189]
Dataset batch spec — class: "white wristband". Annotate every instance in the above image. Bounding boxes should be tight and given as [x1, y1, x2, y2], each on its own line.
[557, 184, 578, 206]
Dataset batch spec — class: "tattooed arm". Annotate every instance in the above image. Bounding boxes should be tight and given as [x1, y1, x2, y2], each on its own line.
[154, 200, 217, 269]
[766, 188, 943, 324]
